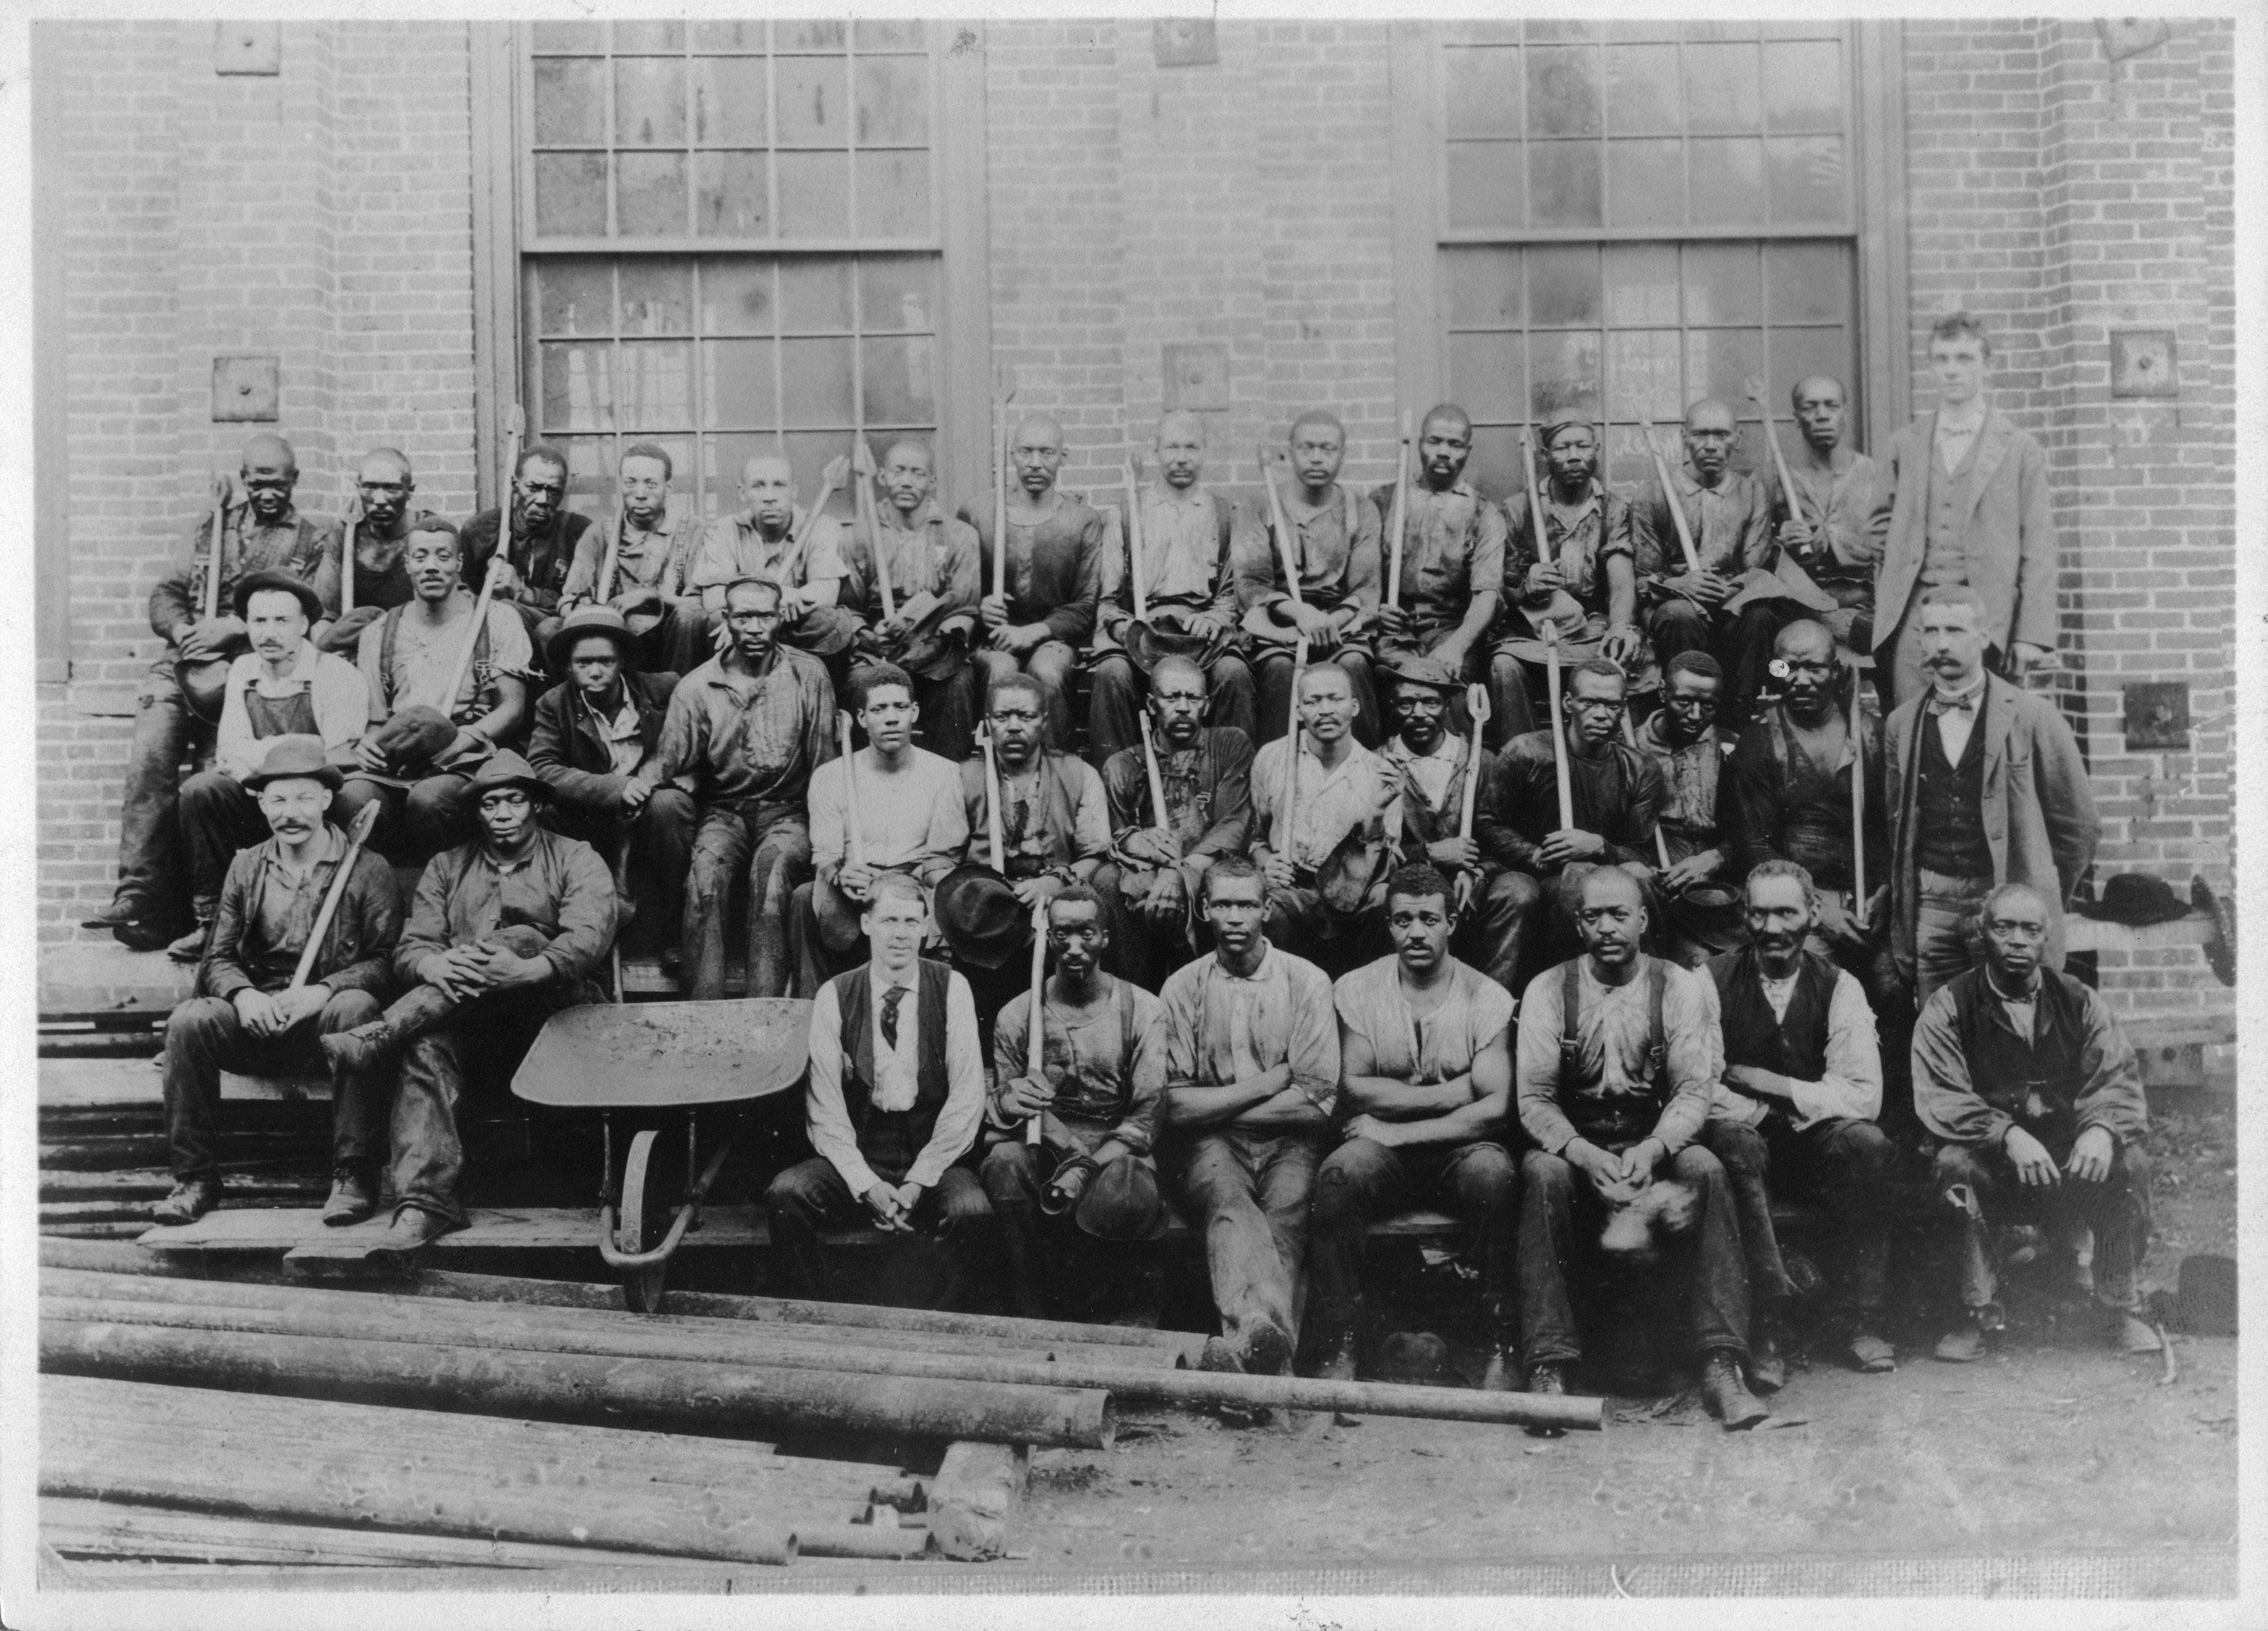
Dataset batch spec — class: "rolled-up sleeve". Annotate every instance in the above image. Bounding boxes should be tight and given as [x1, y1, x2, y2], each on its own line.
[1283, 959, 1342, 1116]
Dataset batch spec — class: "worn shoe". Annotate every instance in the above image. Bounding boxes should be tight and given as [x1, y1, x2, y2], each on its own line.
[321, 1169, 377, 1226]
[1242, 1320, 1296, 1380]
[366, 1205, 455, 1270]
[111, 915, 181, 954]
[1524, 1361, 1569, 1438]
[150, 1177, 221, 1226]
[81, 902, 139, 930]
[1933, 1318, 1988, 1363]
[1848, 1330, 1897, 1373]
[1701, 1350, 1770, 1430]
[320, 1019, 401, 1076]
[1197, 1336, 1244, 1373]
[1479, 1341, 1520, 1393]
[165, 921, 213, 964]
[1310, 1313, 1359, 1384]
[658, 948, 684, 983]
[2108, 1308, 2164, 1354]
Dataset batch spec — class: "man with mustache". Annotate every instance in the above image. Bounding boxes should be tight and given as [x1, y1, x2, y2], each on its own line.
[970, 414, 1106, 751]
[1514, 866, 1766, 1429]
[312, 448, 439, 656]
[1915, 882, 2157, 1363]
[1884, 584, 2098, 1007]
[1763, 377, 1878, 658]
[983, 885, 1168, 1323]
[558, 443, 711, 677]
[688, 451, 862, 674]
[462, 445, 595, 655]
[154, 736, 401, 1228]
[171, 573, 372, 962]
[1250, 662, 1394, 974]
[1370, 404, 1505, 711]
[1094, 654, 1254, 989]
[1699, 861, 1897, 1383]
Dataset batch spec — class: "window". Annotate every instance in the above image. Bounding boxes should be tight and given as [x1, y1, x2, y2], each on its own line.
[518, 21, 941, 522]
[1434, 21, 1861, 497]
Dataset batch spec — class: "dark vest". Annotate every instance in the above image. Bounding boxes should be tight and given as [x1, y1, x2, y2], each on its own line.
[1913, 707, 1990, 877]
[1947, 966, 2091, 1145]
[1708, 946, 1836, 1084]
[835, 959, 954, 1183]
[1556, 956, 1669, 1148]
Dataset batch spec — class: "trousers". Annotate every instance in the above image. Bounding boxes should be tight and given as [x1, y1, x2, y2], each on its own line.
[333, 773, 477, 864]
[1171, 1127, 1322, 1355]
[1086, 651, 1258, 768]
[979, 1140, 1163, 1322]
[1913, 867, 1995, 1009]
[762, 1155, 991, 1302]
[1699, 1115, 1897, 1319]
[682, 803, 811, 999]
[1934, 1138, 2151, 1315]
[1646, 597, 1783, 737]
[162, 990, 383, 1182]
[547, 788, 697, 960]
[1310, 1137, 1518, 1328]
[109, 666, 214, 925]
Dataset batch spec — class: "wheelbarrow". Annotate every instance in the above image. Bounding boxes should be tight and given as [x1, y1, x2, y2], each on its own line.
[510, 998, 811, 1312]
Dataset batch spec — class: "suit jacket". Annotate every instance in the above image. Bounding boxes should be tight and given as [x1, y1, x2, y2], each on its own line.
[1867, 408, 2058, 654]
[1885, 672, 2100, 982]
[526, 671, 678, 816]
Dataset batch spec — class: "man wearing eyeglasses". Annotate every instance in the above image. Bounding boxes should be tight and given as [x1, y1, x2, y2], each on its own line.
[462, 444, 596, 659]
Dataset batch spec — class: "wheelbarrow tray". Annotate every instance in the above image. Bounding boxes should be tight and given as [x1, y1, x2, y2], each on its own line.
[510, 999, 812, 1110]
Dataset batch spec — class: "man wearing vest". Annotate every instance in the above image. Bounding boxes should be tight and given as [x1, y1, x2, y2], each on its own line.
[1914, 883, 2159, 1363]
[766, 872, 991, 1302]
[461, 444, 595, 657]
[1867, 312, 2059, 708]
[1514, 867, 1766, 1429]
[983, 886, 1169, 1323]
[686, 451, 864, 679]
[311, 447, 437, 657]
[1370, 404, 1506, 717]
[1885, 584, 2099, 1008]
[839, 439, 985, 764]
[1699, 861, 1897, 1383]
[557, 443, 712, 679]
[970, 414, 1107, 753]
[154, 736, 401, 1228]
[1310, 863, 1519, 1389]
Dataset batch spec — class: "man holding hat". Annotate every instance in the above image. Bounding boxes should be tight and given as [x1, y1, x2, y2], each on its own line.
[558, 443, 712, 678]
[326, 749, 618, 1259]
[1095, 654, 1254, 990]
[171, 570, 373, 962]
[1376, 651, 1532, 993]
[654, 574, 838, 1000]
[983, 884, 1169, 1322]
[1371, 405, 1506, 700]
[526, 604, 695, 979]
[154, 735, 401, 1227]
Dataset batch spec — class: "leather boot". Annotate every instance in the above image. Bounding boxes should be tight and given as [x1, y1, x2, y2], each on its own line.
[322, 1168, 377, 1226]
[1478, 1297, 1518, 1392]
[1701, 1349, 1770, 1430]
[1523, 1361, 1568, 1438]
[165, 919, 214, 965]
[151, 1177, 221, 1226]
[320, 1019, 402, 1077]
[1749, 1304, 1787, 1394]
[367, 1204, 455, 1271]
[1310, 1299, 1361, 1383]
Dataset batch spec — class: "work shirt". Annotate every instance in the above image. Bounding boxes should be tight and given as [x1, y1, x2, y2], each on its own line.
[214, 640, 370, 779]
[989, 977, 1166, 1158]
[149, 504, 336, 644]
[318, 511, 438, 614]
[688, 506, 850, 603]
[462, 506, 594, 615]
[1763, 451, 1880, 596]
[526, 672, 675, 814]
[1159, 942, 1341, 1119]
[1379, 732, 1514, 873]
[1492, 733, 1665, 874]
[808, 747, 970, 881]
[1633, 713, 1726, 869]
[1101, 727, 1255, 862]
[838, 500, 984, 632]
[1725, 703, 1887, 896]
[960, 750, 1111, 877]
[1368, 477, 1507, 644]
[1100, 482, 1242, 638]
[357, 593, 536, 723]
[654, 646, 836, 809]
[806, 967, 985, 1195]
[1238, 480, 1383, 632]
[199, 827, 400, 1000]
[1912, 965, 2149, 1149]
[560, 505, 698, 609]
[1515, 957, 1720, 1157]
[1334, 954, 1514, 1091]
[1249, 736, 1390, 872]
[1629, 463, 1777, 595]
[1703, 957, 1883, 1130]
[1502, 481, 1634, 618]
[972, 490, 1107, 646]
[395, 827, 618, 988]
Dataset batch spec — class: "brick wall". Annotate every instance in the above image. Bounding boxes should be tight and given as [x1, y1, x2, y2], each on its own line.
[38, 20, 476, 942]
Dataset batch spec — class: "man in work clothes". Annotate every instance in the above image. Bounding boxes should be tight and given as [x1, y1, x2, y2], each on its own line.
[462, 443, 595, 659]
[1763, 377, 1879, 660]
[970, 414, 1106, 751]
[1249, 662, 1393, 974]
[1370, 404, 1505, 720]
[312, 447, 438, 657]
[558, 442, 711, 679]
[1630, 652, 1740, 966]
[686, 451, 864, 677]
[767, 872, 992, 1304]
[154, 736, 400, 1229]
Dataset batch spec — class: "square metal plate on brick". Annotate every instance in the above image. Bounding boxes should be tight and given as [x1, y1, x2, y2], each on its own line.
[1162, 343, 1231, 412]
[2122, 680, 2190, 751]
[2109, 329, 2179, 399]
[2096, 17, 2170, 61]
[1153, 18, 1218, 67]
[213, 21, 281, 75]
[212, 355, 280, 422]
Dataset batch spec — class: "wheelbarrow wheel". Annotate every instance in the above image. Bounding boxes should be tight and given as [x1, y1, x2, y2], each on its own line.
[618, 1127, 680, 1313]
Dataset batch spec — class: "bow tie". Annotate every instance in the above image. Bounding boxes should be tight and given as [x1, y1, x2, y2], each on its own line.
[1927, 690, 1979, 717]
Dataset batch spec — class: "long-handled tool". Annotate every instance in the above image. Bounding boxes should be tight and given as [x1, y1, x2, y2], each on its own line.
[992, 402, 1011, 615]
[496, 402, 525, 589]
[287, 802, 383, 991]
[1542, 630, 1577, 835]
[1520, 423, 1590, 639]
[176, 476, 234, 723]
[1745, 375, 1815, 540]
[1639, 417, 1706, 578]
[1122, 455, 1149, 626]
[340, 496, 361, 618]
[610, 831, 633, 1002]
[1023, 901, 1048, 1148]
[838, 711, 867, 870]
[1849, 665, 1868, 929]
[1620, 714, 1675, 872]
[976, 723, 1008, 874]
[434, 515, 510, 718]
[1258, 443, 1306, 613]
[785, 456, 845, 588]
[853, 437, 894, 623]
[1136, 713, 1172, 839]
[1455, 682, 1492, 914]
[1384, 409, 1411, 610]
[1282, 634, 1310, 870]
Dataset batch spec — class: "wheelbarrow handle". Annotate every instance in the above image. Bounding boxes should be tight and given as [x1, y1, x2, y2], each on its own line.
[599, 1136, 733, 1271]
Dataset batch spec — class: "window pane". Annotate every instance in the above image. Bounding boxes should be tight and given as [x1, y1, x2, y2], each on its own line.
[780, 337, 856, 426]
[1603, 244, 1678, 324]
[532, 23, 604, 52]
[1526, 47, 1602, 136]
[1607, 138, 1682, 228]
[533, 58, 606, 145]
[1682, 242, 1761, 324]
[618, 260, 692, 334]
[1446, 142, 1524, 230]
[695, 152, 770, 238]
[1684, 328, 1764, 407]
[1681, 21, 1758, 42]
[552, 436, 617, 520]
[1526, 21, 1601, 43]
[1463, 426, 1526, 506]
[1529, 142, 1603, 227]
[702, 261, 776, 334]
[779, 260, 852, 331]
[777, 21, 848, 52]
[1765, 242, 1847, 322]
[1444, 46, 1522, 138]
[691, 21, 767, 52]
[1600, 425, 1661, 488]
[611, 22, 683, 53]
[1766, 326, 1854, 405]
[856, 21, 927, 51]
[1607, 329, 1682, 424]
[856, 150, 931, 237]
[1764, 41, 1843, 131]
[777, 151, 850, 238]
[1530, 330, 1601, 422]
[534, 152, 609, 237]
[536, 260, 613, 335]
[1605, 44, 1679, 135]
[1528, 245, 1600, 326]
[1445, 331, 1526, 422]
[1605, 21, 1679, 43]
[692, 58, 768, 146]
[542, 342, 613, 431]
[1446, 247, 1522, 327]
[862, 335, 938, 425]
[1684, 43, 1761, 133]
[860, 255, 938, 332]
[777, 56, 849, 146]
[618, 341, 694, 429]
[616, 152, 688, 236]
[615, 57, 686, 147]
[704, 339, 777, 428]
[706, 433, 777, 518]
[856, 55, 931, 146]
[1768, 136, 1846, 222]
[1689, 137, 1764, 223]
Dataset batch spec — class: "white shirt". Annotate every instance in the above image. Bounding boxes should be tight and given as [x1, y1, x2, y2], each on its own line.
[1930, 671, 1989, 768]
[1704, 962, 1884, 1130]
[1934, 400, 1989, 476]
[803, 966, 985, 1197]
[214, 639, 372, 779]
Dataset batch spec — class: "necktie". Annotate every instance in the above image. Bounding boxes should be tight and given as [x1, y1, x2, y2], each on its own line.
[1927, 689, 1978, 717]
[880, 984, 907, 1050]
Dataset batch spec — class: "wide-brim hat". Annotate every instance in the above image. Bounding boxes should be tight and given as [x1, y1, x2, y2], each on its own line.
[1074, 1155, 1169, 1242]
[545, 604, 638, 673]
[369, 705, 463, 773]
[1119, 617, 1215, 675]
[231, 569, 325, 624]
[1672, 880, 1749, 952]
[466, 748, 553, 803]
[241, 733, 344, 793]
[1375, 650, 1462, 693]
[931, 864, 1033, 970]
[2077, 872, 2191, 928]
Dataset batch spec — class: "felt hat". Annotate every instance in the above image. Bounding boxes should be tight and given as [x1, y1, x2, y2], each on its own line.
[241, 733, 344, 793]
[2077, 872, 2191, 928]
[1074, 1154, 1169, 1243]
[465, 748, 553, 803]
[367, 704, 463, 774]
[932, 864, 1033, 970]
[231, 569, 325, 624]
[1671, 879, 1749, 957]
[545, 604, 638, 674]
[1375, 651, 1462, 693]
